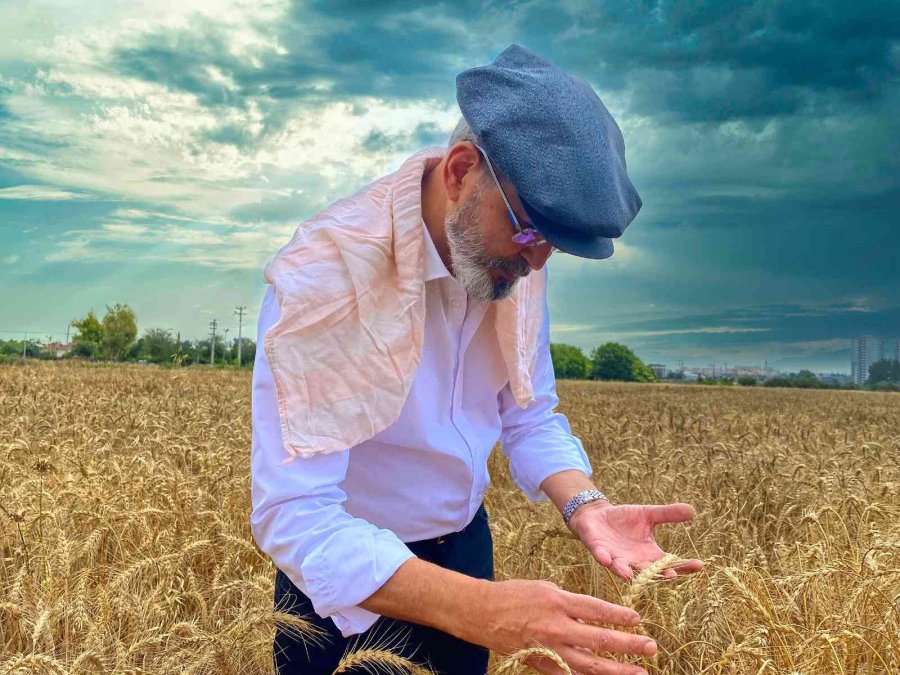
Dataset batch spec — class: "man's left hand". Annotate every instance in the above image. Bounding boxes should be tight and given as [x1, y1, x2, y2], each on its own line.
[567, 501, 705, 581]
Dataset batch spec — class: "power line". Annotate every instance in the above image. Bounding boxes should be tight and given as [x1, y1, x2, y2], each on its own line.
[0, 328, 65, 335]
[209, 319, 218, 365]
[234, 306, 246, 366]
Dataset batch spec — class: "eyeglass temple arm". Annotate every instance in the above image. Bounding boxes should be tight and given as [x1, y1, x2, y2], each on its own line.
[473, 143, 524, 233]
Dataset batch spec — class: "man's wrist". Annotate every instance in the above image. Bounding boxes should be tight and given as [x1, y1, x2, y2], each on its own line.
[539, 469, 602, 515]
[562, 489, 610, 526]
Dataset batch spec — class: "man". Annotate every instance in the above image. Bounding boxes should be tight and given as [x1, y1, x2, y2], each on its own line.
[250, 44, 703, 675]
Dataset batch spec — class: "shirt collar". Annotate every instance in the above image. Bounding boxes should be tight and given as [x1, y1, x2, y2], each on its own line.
[413, 145, 451, 282]
[422, 217, 451, 282]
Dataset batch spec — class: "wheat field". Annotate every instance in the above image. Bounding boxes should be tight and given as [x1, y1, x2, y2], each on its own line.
[1, 360, 898, 674]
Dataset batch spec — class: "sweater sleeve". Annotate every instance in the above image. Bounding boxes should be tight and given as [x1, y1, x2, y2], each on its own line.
[249, 285, 416, 637]
[496, 271, 593, 502]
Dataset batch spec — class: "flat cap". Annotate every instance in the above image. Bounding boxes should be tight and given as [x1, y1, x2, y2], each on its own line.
[456, 44, 642, 259]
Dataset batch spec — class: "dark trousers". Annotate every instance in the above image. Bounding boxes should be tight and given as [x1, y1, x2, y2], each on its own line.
[273, 502, 494, 674]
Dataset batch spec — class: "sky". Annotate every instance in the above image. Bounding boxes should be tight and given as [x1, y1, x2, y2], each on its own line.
[1, 0, 898, 374]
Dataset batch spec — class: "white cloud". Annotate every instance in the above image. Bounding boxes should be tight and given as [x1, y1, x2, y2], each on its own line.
[100, 222, 151, 238]
[45, 215, 294, 270]
[2, 254, 22, 265]
[0, 185, 91, 200]
[549, 238, 647, 274]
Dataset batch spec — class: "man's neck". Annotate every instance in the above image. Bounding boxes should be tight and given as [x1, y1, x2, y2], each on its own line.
[420, 156, 454, 276]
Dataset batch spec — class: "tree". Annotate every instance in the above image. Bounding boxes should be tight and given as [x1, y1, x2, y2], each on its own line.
[550, 343, 590, 379]
[100, 303, 138, 361]
[140, 328, 179, 364]
[589, 342, 657, 383]
[868, 359, 900, 385]
[791, 369, 823, 389]
[737, 375, 757, 386]
[235, 337, 256, 367]
[71, 309, 104, 359]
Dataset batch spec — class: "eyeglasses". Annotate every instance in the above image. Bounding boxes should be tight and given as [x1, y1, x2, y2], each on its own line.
[473, 143, 556, 253]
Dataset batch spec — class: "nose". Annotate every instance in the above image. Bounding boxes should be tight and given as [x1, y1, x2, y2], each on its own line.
[520, 242, 554, 271]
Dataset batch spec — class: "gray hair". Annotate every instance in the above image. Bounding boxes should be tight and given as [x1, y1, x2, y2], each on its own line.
[448, 115, 479, 147]
[447, 116, 503, 188]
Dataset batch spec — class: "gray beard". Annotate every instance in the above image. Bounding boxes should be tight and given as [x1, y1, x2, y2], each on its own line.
[445, 189, 529, 303]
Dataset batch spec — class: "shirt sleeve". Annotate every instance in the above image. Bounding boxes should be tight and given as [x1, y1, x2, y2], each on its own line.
[496, 269, 594, 502]
[249, 285, 416, 637]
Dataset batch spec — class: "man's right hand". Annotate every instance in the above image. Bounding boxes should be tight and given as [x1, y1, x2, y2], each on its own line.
[460, 578, 656, 675]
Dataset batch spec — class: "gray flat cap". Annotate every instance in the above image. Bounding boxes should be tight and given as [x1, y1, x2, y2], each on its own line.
[456, 44, 642, 259]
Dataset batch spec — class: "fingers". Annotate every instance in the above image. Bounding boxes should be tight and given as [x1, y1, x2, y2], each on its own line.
[568, 621, 657, 658]
[559, 645, 651, 675]
[561, 590, 641, 627]
[633, 556, 705, 579]
[527, 650, 649, 675]
[611, 557, 634, 581]
[671, 558, 705, 574]
[646, 503, 695, 525]
[591, 546, 613, 568]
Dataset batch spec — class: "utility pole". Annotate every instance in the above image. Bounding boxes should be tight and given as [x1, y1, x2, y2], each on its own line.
[234, 305, 246, 367]
[209, 319, 218, 365]
[22, 331, 27, 359]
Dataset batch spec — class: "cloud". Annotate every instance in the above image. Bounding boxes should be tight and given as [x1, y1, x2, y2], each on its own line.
[44, 215, 294, 270]
[1, 1, 897, 370]
[2, 254, 21, 265]
[608, 326, 773, 338]
[0, 185, 92, 200]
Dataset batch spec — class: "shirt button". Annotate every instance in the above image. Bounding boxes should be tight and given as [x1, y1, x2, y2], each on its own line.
[451, 299, 462, 308]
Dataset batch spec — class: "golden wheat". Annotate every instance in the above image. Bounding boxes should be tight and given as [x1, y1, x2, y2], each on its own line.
[1, 360, 898, 674]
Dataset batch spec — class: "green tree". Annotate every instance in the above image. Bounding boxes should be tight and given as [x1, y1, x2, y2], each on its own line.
[737, 375, 757, 386]
[100, 303, 138, 361]
[71, 309, 104, 359]
[140, 328, 178, 364]
[550, 343, 590, 379]
[589, 342, 657, 383]
[868, 359, 900, 385]
[797, 370, 823, 388]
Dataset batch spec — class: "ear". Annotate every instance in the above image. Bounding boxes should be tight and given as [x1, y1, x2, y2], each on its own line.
[444, 142, 481, 204]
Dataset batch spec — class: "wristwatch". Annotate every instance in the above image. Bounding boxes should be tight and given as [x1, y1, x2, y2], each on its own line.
[563, 489, 609, 526]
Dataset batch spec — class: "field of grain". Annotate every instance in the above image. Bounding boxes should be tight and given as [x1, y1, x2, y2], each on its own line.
[1, 360, 898, 674]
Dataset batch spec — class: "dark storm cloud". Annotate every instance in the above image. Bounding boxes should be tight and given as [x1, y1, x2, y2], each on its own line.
[111, 28, 256, 107]
[511, 0, 900, 121]
[610, 301, 900, 345]
[4, 0, 897, 370]
[360, 121, 447, 153]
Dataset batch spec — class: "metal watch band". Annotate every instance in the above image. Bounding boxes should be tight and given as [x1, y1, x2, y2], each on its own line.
[562, 489, 609, 525]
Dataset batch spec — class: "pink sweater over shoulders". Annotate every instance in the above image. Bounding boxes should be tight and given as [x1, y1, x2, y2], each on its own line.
[261, 146, 547, 464]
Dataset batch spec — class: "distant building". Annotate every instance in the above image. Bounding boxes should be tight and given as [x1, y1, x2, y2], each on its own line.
[648, 363, 667, 378]
[851, 335, 885, 385]
[45, 341, 74, 358]
[895, 338, 900, 362]
[732, 365, 774, 378]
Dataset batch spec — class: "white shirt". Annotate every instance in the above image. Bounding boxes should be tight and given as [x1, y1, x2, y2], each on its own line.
[249, 216, 593, 637]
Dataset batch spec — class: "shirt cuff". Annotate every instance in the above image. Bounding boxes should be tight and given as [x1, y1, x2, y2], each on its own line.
[507, 427, 593, 502]
[300, 527, 417, 637]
